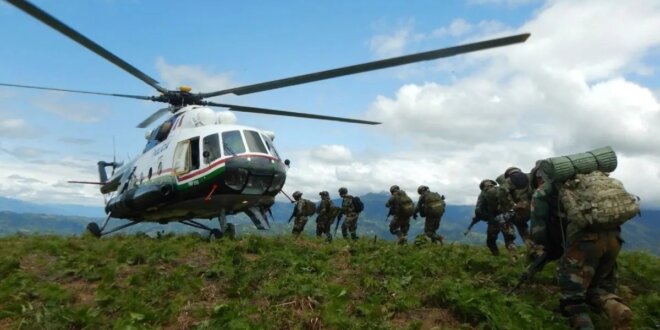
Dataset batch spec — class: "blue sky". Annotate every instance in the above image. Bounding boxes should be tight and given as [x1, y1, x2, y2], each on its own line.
[1, 0, 659, 207]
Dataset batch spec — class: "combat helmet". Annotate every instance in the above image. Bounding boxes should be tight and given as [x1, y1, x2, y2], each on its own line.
[319, 191, 329, 197]
[504, 167, 522, 178]
[292, 191, 303, 199]
[338, 187, 348, 196]
[390, 185, 400, 193]
[479, 179, 497, 191]
[417, 185, 429, 195]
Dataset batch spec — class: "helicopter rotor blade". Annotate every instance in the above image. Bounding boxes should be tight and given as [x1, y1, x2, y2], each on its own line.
[0, 82, 154, 101]
[205, 101, 380, 125]
[137, 107, 173, 128]
[200, 33, 530, 98]
[6, 0, 169, 94]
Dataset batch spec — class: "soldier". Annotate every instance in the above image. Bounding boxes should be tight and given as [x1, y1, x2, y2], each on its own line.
[413, 185, 446, 244]
[316, 191, 336, 242]
[337, 187, 359, 240]
[500, 167, 533, 244]
[386, 185, 415, 244]
[474, 179, 517, 259]
[287, 191, 308, 237]
[531, 167, 632, 329]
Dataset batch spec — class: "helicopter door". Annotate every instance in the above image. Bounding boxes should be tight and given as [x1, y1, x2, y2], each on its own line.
[173, 138, 200, 175]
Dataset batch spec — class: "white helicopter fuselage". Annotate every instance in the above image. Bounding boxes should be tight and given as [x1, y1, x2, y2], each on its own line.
[102, 106, 287, 222]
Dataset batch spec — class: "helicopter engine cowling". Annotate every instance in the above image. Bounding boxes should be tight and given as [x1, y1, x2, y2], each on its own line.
[105, 183, 175, 216]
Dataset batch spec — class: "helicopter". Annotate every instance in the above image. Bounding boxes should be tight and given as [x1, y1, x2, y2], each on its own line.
[2, 0, 530, 239]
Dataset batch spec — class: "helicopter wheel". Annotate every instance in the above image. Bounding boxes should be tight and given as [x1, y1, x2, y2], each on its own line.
[86, 222, 102, 238]
[209, 228, 222, 240]
[225, 223, 236, 240]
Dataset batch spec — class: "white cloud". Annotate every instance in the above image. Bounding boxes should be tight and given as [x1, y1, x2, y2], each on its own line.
[369, 27, 413, 58]
[0, 155, 104, 206]
[33, 92, 108, 123]
[155, 57, 237, 94]
[0, 118, 37, 138]
[309, 144, 352, 164]
[430, 19, 474, 38]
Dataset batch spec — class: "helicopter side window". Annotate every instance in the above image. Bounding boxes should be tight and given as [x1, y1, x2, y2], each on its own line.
[244, 130, 268, 154]
[222, 130, 246, 155]
[261, 133, 280, 159]
[203, 133, 221, 165]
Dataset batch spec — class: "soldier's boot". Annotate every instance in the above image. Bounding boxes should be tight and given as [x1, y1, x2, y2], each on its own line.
[569, 313, 595, 330]
[342, 227, 349, 239]
[350, 232, 359, 240]
[397, 234, 407, 245]
[436, 234, 444, 246]
[603, 299, 632, 330]
[506, 243, 518, 262]
[326, 233, 333, 243]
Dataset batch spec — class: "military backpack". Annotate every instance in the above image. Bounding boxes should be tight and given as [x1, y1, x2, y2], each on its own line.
[301, 199, 317, 216]
[394, 191, 415, 218]
[352, 196, 364, 213]
[424, 192, 446, 217]
[559, 171, 639, 230]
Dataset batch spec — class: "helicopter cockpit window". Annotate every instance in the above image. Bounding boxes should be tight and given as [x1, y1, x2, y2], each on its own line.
[261, 133, 280, 159]
[203, 133, 221, 165]
[222, 130, 246, 155]
[244, 130, 268, 154]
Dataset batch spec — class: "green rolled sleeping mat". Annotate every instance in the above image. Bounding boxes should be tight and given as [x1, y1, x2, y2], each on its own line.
[539, 146, 618, 182]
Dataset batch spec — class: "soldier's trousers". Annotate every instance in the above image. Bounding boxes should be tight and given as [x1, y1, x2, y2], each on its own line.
[486, 221, 516, 256]
[512, 215, 530, 243]
[316, 217, 333, 241]
[423, 214, 442, 243]
[389, 215, 411, 243]
[291, 216, 308, 236]
[557, 229, 626, 328]
[341, 214, 359, 240]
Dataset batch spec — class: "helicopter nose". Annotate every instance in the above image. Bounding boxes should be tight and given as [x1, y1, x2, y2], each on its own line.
[223, 156, 286, 194]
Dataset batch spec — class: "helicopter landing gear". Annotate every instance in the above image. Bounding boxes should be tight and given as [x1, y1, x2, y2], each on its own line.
[224, 223, 236, 240]
[216, 209, 236, 240]
[86, 222, 102, 238]
[209, 228, 222, 240]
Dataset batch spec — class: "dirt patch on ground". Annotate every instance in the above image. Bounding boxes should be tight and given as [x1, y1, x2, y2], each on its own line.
[61, 280, 98, 306]
[390, 307, 467, 329]
[19, 254, 56, 280]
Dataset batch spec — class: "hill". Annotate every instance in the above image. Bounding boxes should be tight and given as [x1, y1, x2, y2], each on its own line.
[0, 235, 657, 329]
[1, 192, 658, 254]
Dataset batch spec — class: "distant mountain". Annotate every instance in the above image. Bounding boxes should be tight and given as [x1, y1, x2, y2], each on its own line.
[0, 193, 657, 254]
[0, 196, 104, 218]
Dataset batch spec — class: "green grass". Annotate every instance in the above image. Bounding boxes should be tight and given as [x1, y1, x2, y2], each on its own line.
[0, 234, 657, 329]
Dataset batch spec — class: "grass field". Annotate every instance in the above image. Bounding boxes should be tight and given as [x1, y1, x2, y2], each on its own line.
[0, 234, 658, 329]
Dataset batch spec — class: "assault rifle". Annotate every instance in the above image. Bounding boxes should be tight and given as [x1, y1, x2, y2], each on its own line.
[464, 216, 481, 235]
[385, 209, 393, 222]
[287, 205, 299, 224]
[334, 212, 343, 235]
[507, 251, 549, 295]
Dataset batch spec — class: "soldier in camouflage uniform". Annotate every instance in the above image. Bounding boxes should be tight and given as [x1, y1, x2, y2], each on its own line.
[498, 167, 533, 244]
[530, 167, 632, 330]
[413, 185, 445, 244]
[474, 179, 517, 258]
[386, 185, 414, 245]
[288, 191, 308, 237]
[338, 187, 359, 240]
[316, 191, 336, 242]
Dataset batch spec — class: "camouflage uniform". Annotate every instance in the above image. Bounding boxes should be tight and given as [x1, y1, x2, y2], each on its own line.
[290, 198, 308, 236]
[500, 169, 533, 243]
[339, 194, 359, 240]
[414, 188, 445, 244]
[386, 189, 413, 244]
[475, 182, 517, 257]
[531, 169, 632, 330]
[316, 195, 336, 242]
